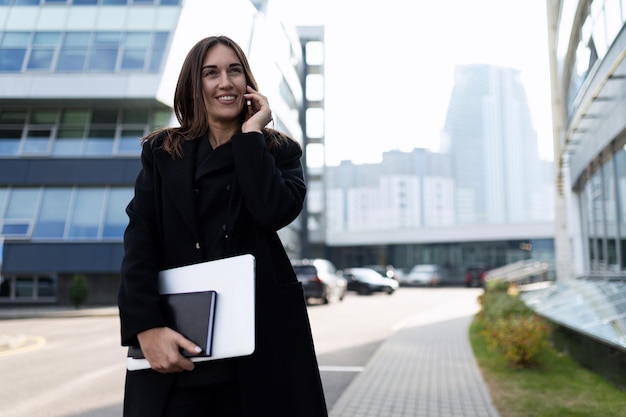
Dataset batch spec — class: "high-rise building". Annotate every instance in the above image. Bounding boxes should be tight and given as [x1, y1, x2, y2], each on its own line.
[0, 0, 308, 305]
[324, 64, 554, 279]
[444, 65, 549, 225]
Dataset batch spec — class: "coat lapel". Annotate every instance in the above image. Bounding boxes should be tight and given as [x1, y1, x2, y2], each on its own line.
[157, 139, 199, 238]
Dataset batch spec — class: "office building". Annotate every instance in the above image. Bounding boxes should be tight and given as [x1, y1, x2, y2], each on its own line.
[0, 0, 308, 305]
[522, 0, 626, 388]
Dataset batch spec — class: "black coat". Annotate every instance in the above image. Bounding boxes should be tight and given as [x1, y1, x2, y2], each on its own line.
[118, 131, 328, 417]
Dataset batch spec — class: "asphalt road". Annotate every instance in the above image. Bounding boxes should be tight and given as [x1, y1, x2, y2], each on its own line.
[0, 286, 482, 416]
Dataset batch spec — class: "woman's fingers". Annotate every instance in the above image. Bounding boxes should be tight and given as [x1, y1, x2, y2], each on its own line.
[137, 327, 197, 373]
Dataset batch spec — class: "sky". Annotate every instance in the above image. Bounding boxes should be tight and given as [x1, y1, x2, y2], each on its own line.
[270, 0, 553, 166]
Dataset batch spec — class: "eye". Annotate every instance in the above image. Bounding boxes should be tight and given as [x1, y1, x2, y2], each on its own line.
[202, 69, 217, 77]
[228, 67, 243, 75]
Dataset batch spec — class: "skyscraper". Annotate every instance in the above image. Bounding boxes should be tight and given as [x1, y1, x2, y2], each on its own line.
[444, 65, 547, 225]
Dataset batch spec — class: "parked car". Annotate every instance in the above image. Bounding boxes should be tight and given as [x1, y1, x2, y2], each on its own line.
[404, 264, 442, 286]
[292, 259, 347, 304]
[465, 264, 489, 287]
[363, 264, 404, 281]
[342, 267, 399, 295]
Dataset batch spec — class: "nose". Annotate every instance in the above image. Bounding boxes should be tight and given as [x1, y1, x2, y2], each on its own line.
[218, 71, 233, 88]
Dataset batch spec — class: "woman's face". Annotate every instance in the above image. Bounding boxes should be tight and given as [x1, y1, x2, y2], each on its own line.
[201, 43, 247, 126]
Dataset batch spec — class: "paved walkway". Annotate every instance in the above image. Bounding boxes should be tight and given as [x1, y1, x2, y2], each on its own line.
[1, 305, 499, 417]
[329, 314, 499, 417]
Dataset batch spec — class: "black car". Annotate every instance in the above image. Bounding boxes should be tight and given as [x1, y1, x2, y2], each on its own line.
[292, 259, 347, 304]
[342, 267, 399, 295]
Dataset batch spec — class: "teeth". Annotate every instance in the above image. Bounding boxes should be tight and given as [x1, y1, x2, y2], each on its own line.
[218, 96, 236, 101]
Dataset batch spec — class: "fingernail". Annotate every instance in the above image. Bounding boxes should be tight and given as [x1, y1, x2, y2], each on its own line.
[193, 346, 202, 353]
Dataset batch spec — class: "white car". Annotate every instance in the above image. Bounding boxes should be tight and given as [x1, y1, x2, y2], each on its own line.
[405, 264, 442, 286]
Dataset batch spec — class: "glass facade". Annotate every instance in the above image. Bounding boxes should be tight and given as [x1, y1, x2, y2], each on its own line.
[0, 31, 170, 73]
[0, 107, 171, 157]
[0, 186, 133, 240]
[0, 0, 180, 5]
[582, 145, 626, 274]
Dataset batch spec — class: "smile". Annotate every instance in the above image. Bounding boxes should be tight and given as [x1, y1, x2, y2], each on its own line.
[217, 95, 236, 102]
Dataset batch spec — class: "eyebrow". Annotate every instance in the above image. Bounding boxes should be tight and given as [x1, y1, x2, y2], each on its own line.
[201, 63, 243, 71]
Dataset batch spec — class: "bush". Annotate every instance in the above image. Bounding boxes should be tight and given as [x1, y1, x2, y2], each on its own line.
[486, 315, 552, 367]
[477, 284, 552, 368]
[68, 274, 88, 309]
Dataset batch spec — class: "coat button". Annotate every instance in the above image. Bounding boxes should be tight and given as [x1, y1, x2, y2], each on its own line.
[225, 184, 231, 192]
[194, 189, 199, 197]
[195, 242, 200, 249]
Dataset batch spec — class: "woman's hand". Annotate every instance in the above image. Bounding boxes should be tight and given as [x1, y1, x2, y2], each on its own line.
[136, 327, 201, 373]
[242, 86, 273, 133]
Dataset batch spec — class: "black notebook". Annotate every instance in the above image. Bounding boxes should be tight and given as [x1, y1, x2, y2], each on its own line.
[128, 290, 217, 359]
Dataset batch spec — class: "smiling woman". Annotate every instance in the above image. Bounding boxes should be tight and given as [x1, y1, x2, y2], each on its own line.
[118, 35, 328, 417]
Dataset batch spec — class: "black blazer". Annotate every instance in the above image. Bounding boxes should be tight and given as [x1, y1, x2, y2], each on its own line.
[118, 132, 328, 416]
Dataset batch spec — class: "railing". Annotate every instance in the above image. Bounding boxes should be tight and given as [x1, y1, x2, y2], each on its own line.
[485, 260, 553, 285]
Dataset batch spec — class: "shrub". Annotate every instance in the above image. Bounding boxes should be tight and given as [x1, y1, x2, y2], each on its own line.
[477, 284, 552, 368]
[486, 315, 552, 367]
[68, 274, 88, 309]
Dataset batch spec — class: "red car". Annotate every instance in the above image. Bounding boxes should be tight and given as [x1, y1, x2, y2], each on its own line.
[465, 265, 488, 287]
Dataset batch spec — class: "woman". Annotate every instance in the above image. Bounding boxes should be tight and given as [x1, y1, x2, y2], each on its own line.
[118, 36, 328, 417]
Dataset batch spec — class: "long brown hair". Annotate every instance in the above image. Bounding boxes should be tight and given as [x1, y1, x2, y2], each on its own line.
[148, 35, 288, 157]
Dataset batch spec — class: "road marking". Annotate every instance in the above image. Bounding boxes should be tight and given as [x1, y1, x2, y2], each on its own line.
[319, 365, 365, 372]
[0, 335, 46, 357]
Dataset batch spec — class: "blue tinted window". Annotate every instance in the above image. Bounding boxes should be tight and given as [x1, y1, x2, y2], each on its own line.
[23, 129, 52, 154]
[121, 32, 150, 70]
[118, 128, 143, 153]
[30, 33, 60, 69]
[56, 49, 87, 71]
[14, 0, 40, 4]
[63, 32, 90, 47]
[0, 129, 22, 155]
[85, 128, 115, 155]
[68, 189, 104, 238]
[102, 0, 127, 5]
[0, 50, 26, 72]
[149, 32, 169, 72]
[2, 223, 30, 235]
[103, 188, 132, 238]
[73, 0, 98, 4]
[88, 32, 120, 71]
[53, 128, 84, 155]
[27, 49, 54, 70]
[5, 189, 40, 219]
[56, 32, 90, 71]
[34, 189, 72, 238]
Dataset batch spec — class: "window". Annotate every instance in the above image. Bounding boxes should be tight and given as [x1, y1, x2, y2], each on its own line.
[33, 189, 72, 238]
[2, 189, 39, 237]
[0, 107, 168, 157]
[0, 30, 170, 73]
[0, 275, 57, 301]
[57, 32, 90, 72]
[68, 189, 105, 238]
[0, 186, 133, 241]
[26, 32, 60, 71]
[103, 189, 132, 238]
[120, 32, 150, 70]
[87, 32, 121, 72]
[0, 32, 29, 72]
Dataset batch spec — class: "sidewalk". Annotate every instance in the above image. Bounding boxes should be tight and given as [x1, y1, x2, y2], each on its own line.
[0, 305, 499, 417]
[329, 313, 499, 417]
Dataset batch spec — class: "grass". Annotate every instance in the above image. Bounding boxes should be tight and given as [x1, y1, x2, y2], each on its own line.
[470, 318, 626, 417]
